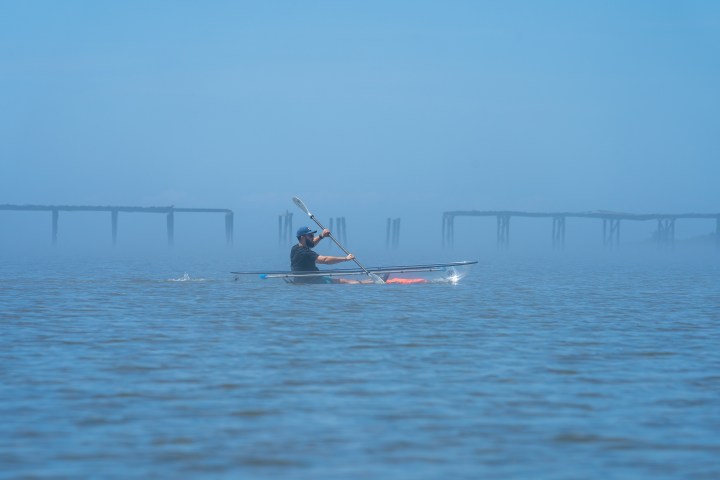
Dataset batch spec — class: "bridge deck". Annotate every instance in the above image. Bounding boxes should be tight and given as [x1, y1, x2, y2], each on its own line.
[444, 211, 719, 220]
[0, 204, 234, 246]
[442, 210, 720, 249]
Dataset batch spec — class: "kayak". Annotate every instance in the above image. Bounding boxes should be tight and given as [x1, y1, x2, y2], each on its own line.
[231, 260, 477, 284]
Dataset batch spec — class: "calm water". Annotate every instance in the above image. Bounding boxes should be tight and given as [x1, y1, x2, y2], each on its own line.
[2, 251, 719, 479]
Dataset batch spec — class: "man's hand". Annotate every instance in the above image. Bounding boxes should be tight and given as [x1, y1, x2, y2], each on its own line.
[320, 229, 330, 239]
[346, 254, 355, 261]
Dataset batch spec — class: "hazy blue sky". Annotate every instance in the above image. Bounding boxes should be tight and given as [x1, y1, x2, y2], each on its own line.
[1, 1, 719, 250]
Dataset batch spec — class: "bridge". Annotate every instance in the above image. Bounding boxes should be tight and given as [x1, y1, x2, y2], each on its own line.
[442, 211, 720, 249]
[0, 204, 234, 246]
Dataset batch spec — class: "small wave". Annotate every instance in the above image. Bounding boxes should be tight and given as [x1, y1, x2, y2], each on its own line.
[168, 273, 205, 282]
[429, 272, 467, 284]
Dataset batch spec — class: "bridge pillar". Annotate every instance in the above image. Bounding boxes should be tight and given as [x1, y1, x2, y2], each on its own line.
[327, 217, 346, 244]
[497, 215, 510, 249]
[166, 211, 174, 246]
[278, 211, 293, 245]
[225, 212, 234, 247]
[111, 210, 118, 246]
[387, 218, 400, 249]
[52, 209, 59, 245]
[552, 216, 566, 250]
[338, 217, 347, 245]
[603, 218, 620, 249]
[285, 212, 293, 244]
[656, 218, 675, 248]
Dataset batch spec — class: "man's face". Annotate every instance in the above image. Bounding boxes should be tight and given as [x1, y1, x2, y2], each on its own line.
[303, 234, 314, 248]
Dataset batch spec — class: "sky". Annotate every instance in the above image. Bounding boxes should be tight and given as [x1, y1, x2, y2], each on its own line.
[1, 1, 719, 253]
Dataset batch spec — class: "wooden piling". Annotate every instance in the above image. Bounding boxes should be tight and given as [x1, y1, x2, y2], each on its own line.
[286, 212, 292, 243]
[497, 215, 510, 249]
[656, 218, 675, 248]
[340, 217, 347, 245]
[225, 212, 234, 247]
[552, 216, 566, 250]
[331, 217, 347, 245]
[278, 211, 293, 245]
[386, 218, 400, 249]
[166, 211, 174, 246]
[52, 209, 59, 245]
[602, 218, 620, 249]
[111, 210, 118, 246]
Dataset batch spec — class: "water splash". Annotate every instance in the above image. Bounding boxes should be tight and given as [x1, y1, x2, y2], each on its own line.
[432, 268, 467, 285]
[168, 273, 205, 282]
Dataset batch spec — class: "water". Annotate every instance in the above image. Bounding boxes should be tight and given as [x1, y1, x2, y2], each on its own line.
[2, 251, 719, 479]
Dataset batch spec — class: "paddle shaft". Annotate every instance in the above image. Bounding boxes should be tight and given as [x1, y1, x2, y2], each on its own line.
[308, 214, 374, 276]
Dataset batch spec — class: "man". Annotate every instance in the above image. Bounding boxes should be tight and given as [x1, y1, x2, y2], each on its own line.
[291, 226, 357, 283]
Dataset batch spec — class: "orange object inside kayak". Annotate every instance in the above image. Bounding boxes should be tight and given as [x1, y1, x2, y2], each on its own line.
[385, 278, 428, 284]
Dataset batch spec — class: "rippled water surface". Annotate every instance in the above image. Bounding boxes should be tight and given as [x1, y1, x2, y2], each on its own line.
[2, 252, 719, 479]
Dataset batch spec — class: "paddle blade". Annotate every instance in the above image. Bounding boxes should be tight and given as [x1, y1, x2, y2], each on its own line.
[292, 197, 311, 216]
[369, 273, 386, 284]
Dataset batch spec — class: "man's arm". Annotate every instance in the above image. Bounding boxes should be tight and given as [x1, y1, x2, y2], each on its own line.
[316, 254, 355, 265]
[312, 228, 331, 247]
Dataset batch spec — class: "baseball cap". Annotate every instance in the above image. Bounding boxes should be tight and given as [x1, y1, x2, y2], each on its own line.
[296, 226, 317, 236]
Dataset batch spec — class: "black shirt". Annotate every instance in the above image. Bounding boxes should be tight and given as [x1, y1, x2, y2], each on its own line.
[290, 244, 319, 272]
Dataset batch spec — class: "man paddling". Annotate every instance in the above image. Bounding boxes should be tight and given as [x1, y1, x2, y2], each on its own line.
[291, 226, 359, 284]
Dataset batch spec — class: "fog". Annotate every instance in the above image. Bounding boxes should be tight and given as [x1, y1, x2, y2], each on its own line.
[2, 2, 719, 261]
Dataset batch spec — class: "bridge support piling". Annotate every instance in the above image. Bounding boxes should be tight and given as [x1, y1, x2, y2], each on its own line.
[656, 218, 675, 248]
[330, 218, 346, 243]
[166, 211, 174, 246]
[387, 218, 400, 248]
[340, 217, 347, 245]
[552, 216, 566, 250]
[385, 218, 400, 248]
[225, 212, 234, 247]
[111, 210, 118, 246]
[278, 211, 292, 245]
[52, 209, 59, 245]
[497, 215, 510, 249]
[286, 212, 292, 243]
[603, 218, 620, 249]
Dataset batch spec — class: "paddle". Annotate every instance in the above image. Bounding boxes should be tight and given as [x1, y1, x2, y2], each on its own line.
[292, 196, 385, 284]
